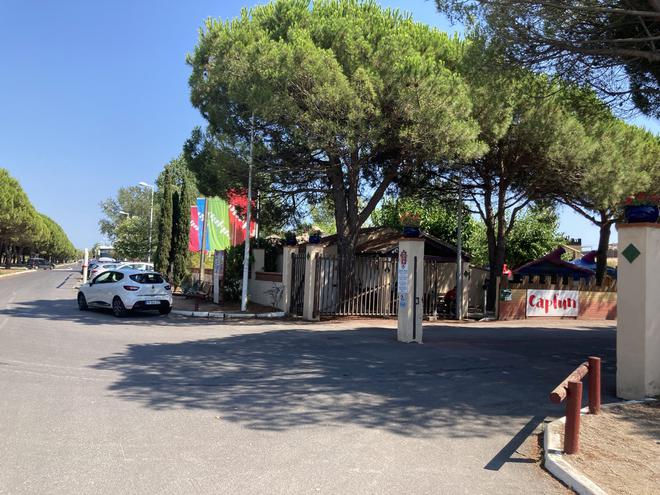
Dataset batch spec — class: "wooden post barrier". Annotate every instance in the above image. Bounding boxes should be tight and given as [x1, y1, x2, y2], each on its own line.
[564, 381, 583, 454]
[549, 356, 602, 455]
[588, 356, 601, 414]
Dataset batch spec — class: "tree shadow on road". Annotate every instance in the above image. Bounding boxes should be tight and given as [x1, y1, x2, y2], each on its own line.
[0, 298, 279, 327]
[91, 323, 617, 439]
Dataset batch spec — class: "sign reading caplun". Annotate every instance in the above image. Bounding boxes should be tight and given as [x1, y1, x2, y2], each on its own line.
[526, 289, 579, 317]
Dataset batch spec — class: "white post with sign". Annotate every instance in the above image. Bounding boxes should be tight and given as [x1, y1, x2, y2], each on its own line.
[82, 248, 89, 284]
[212, 250, 225, 304]
[397, 238, 424, 343]
[616, 223, 660, 399]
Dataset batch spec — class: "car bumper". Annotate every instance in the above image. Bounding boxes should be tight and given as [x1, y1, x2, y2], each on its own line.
[125, 295, 173, 310]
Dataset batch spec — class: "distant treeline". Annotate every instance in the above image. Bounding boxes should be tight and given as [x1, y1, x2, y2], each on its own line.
[0, 168, 76, 266]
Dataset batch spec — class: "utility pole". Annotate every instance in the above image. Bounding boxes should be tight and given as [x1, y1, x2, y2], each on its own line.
[240, 113, 255, 312]
[455, 172, 463, 320]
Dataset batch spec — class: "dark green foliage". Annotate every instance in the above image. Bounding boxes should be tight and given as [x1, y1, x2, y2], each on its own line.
[467, 207, 568, 268]
[435, 0, 660, 117]
[152, 156, 198, 284]
[222, 243, 247, 301]
[0, 168, 76, 265]
[187, 0, 485, 291]
[113, 216, 151, 261]
[154, 169, 173, 275]
[170, 179, 193, 287]
[372, 196, 476, 247]
[99, 186, 152, 243]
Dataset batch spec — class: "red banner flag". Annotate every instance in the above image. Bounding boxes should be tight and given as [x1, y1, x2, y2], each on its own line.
[188, 205, 200, 252]
[228, 190, 256, 246]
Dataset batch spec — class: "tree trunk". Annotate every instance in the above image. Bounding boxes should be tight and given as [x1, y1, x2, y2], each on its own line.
[4, 245, 12, 269]
[595, 215, 612, 285]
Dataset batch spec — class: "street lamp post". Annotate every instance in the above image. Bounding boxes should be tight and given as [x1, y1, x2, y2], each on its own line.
[138, 182, 155, 262]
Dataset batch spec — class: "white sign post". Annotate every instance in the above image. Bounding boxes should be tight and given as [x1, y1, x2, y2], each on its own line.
[212, 250, 225, 304]
[397, 249, 409, 309]
[526, 289, 579, 317]
[397, 241, 424, 343]
[82, 248, 89, 284]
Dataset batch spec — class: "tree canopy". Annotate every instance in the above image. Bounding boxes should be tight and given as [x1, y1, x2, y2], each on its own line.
[435, 0, 660, 117]
[549, 113, 660, 282]
[187, 0, 486, 289]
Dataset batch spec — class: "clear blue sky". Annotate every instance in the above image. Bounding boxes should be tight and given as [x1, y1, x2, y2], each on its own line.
[1, 0, 657, 250]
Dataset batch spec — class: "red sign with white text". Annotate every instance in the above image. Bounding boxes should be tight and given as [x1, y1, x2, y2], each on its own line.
[526, 289, 579, 317]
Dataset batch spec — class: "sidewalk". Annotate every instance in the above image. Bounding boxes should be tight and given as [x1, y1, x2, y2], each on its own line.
[172, 294, 279, 314]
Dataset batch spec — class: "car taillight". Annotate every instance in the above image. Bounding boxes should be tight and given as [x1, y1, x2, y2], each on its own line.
[123, 285, 139, 291]
[164, 285, 171, 291]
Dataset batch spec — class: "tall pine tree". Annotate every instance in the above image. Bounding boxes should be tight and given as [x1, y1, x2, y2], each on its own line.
[170, 177, 192, 288]
[154, 169, 173, 276]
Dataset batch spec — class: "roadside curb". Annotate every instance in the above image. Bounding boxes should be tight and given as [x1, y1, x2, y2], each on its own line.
[0, 269, 32, 279]
[544, 398, 657, 495]
[171, 309, 286, 320]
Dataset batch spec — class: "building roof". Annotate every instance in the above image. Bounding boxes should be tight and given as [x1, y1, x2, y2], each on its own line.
[305, 227, 471, 261]
[514, 246, 595, 279]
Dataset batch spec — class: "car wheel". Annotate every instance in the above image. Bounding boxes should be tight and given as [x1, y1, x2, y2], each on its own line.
[112, 297, 127, 317]
[158, 306, 172, 315]
[77, 293, 88, 311]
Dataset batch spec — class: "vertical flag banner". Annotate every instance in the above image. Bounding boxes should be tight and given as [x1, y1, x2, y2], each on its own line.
[188, 205, 200, 252]
[228, 190, 256, 246]
[196, 198, 211, 252]
[207, 198, 231, 250]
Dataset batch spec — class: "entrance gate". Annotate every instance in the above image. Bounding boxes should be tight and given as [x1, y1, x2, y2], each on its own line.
[315, 255, 398, 316]
[289, 252, 306, 316]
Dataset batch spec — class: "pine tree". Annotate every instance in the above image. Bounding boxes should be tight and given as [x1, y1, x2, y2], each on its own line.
[170, 177, 192, 288]
[154, 169, 173, 276]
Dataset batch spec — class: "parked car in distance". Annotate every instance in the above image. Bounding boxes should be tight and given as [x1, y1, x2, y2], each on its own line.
[118, 262, 154, 272]
[27, 258, 55, 270]
[87, 263, 119, 280]
[77, 269, 173, 317]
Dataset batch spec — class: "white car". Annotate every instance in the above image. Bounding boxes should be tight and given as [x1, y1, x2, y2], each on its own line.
[117, 262, 154, 271]
[87, 262, 120, 280]
[77, 269, 173, 317]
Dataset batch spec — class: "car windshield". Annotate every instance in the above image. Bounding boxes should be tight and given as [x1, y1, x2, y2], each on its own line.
[129, 273, 164, 284]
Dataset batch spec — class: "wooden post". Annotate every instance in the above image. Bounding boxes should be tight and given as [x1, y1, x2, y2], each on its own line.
[564, 381, 582, 455]
[588, 356, 601, 415]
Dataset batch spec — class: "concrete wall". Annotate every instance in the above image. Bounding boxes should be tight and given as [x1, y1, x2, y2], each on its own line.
[248, 248, 285, 310]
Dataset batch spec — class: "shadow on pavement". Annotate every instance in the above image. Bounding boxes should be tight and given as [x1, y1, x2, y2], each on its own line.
[0, 298, 279, 327]
[90, 323, 617, 441]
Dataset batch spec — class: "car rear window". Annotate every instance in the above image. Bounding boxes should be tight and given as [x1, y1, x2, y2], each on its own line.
[129, 273, 164, 284]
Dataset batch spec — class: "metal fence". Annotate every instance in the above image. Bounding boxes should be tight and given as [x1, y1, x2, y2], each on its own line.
[289, 252, 306, 316]
[315, 255, 398, 316]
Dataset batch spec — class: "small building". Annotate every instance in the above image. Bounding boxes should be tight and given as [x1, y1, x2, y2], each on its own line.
[309, 227, 471, 262]
[513, 246, 595, 281]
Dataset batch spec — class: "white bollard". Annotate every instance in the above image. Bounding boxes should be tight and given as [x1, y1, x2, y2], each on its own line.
[82, 248, 89, 284]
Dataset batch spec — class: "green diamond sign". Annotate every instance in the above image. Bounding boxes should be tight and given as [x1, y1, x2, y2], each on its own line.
[622, 243, 641, 264]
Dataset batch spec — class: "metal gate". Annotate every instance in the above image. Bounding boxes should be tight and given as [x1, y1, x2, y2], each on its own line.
[315, 255, 398, 316]
[423, 259, 451, 316]
[289, 252, 306, 316]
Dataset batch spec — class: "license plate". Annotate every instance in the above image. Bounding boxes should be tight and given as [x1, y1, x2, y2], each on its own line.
[145, 300, 161, 305]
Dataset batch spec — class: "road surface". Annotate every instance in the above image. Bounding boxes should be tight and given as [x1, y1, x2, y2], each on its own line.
[0, 268, 616, 494]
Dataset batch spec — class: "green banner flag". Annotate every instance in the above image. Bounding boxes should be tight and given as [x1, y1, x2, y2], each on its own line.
[206, 197, 231, 250]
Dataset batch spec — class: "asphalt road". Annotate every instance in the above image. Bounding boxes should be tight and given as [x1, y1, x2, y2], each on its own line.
[0, 268, 617, 494]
